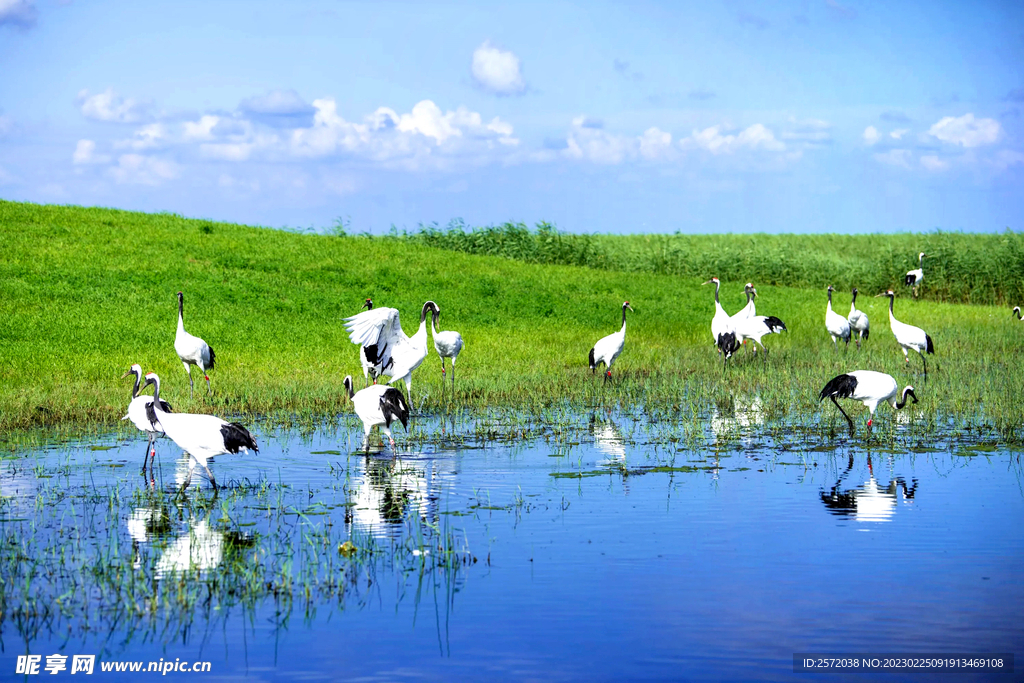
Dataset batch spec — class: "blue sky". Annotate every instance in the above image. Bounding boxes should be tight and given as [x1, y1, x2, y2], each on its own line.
[1, 0, 1021, 233]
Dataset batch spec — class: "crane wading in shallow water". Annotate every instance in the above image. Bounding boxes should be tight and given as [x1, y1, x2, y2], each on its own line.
[141, 373, 258, 491]
[431, 307, 464, 388]
[819, 370, 918, 435]
[122, 364, 173, 475]
[877, 290, 934, 375]
[344, 300, 440, 406]
[343, 375, 409, 453]
[174, 291, 216, 398]
[825, 285, 852, 351]
[589, 301, 634, 382]
[905, 252, 925, 298]
[848, 287, 870, 350]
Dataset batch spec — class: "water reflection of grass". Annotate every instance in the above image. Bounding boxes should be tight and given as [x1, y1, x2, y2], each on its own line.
[2, 200, 1023, 442]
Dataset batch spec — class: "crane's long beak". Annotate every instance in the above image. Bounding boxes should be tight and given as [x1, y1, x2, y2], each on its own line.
[120, 370, 132, 379]
[702, 280, 713, 286]
[874, 292, 887, 297]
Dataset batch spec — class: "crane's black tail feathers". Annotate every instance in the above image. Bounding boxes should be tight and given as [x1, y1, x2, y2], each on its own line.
[764, 316, 787, 333]
[380, 388, 410, 430]
[904, 274, 917, 287]
[221, 422, 258, 453]
[588, 347, 596, 370]
[717, 332, 740, 358]
[863, 327, 869, 340]
[207, 345, 216, 370]
[925, 334, 934, 354]
[819, 373, 858, 401]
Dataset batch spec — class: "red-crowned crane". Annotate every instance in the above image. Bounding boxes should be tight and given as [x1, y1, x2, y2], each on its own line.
[344, 300, 440, 406]
[877, 290, 934, 374]
[825, 285, 852, 350]
[904, 252, 925, 298]
[121, 364, 173, 474]
[730, 298, 787, 364]
[141, 373, 258, 491]
[343, 375, 409, 452]
[174, 291, 216, 398]
[848, 287, 870, 349]
[703, 278, 735, 354]
[819, 370, 918, 435]
[589, 302, 634, 382]
[430, 307, 464, 387]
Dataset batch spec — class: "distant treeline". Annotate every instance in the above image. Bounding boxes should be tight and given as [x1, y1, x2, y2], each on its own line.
[404, 220, 1024, 305]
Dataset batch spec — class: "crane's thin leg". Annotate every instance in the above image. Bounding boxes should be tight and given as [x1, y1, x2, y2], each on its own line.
[451, 359, 456, 390]
[184, 363, 194, 399]
[141, 435, 152, 475]
[830, 396, 855, 436]
[205, 371, 212, 396]
[203, 463, 217, 492]
[831, 336, 837, 351]
[761, 342, 769, 365]
[440, 357, 446, 380]
[181, 463, 194, 492]
[919, 351, 928, 376]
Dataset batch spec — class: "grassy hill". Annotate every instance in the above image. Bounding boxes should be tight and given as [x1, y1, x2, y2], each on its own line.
[1, 200, 1021, 439]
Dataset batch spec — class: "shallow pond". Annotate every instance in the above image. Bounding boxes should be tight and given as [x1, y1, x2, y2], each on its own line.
[1, 410, 1021, 681]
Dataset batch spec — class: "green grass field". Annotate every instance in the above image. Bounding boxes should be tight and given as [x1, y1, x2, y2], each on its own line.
[2, 200, 1022, 440]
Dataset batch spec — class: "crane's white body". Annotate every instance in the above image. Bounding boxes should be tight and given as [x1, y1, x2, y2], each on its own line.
[825, 286, 851, 349]
[121, 364, 172, 474]
[730, 283, 756, 323]
[819, 370, 917, 432]
[431, 311, 464, 384]
[142, 373, 257, 490]
[847, 288, 870, 349]
[174, 292, 215, 398]
[882, 291, 933, 370]
[704, 278, 733, 348]
[343, 376, 409, 451]
[905, 252, 925, 297]
[344, 302, 438, 400]
[733, 314, 786, 354]
[589, 302, 633, 380]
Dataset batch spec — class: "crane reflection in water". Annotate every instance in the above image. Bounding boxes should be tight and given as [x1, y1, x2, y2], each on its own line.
[820, 454, 917, 523]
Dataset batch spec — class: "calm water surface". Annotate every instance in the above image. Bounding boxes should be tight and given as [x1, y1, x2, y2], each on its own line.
[1, 410, 1021, 681]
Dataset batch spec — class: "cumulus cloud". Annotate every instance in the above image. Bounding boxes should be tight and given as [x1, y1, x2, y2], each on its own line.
[920, 155, 949, 172]
[77, 88, 150, 123]
[889, 128, 909, 140]
[239, 89, 315, 127]
[928, 113, 1000, 147]
[115, 123, 167, 151]
[471, 41, 526, 95]
[289, 98, 517, 168]
[684, 123, 784, 154]
[108, 154, 178, 185]
[782, 118, 832, 146]
[0, 0, 36, 28]
[862, 126, 880, 145]
[72, 139, 110, 165]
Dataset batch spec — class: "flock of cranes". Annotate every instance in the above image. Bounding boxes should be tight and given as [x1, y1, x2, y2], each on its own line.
[120, 250, 1013, 489]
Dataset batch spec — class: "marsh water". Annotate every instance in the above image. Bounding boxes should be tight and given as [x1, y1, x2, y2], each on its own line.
[2, 408, 1021, 681]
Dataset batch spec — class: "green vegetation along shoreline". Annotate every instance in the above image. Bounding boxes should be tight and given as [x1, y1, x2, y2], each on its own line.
[1, 200, 1022, 441]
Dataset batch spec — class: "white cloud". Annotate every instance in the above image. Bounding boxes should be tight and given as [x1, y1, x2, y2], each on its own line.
[684, 123, 784, 154]
[471, 41, 526, 95]
[72, 139, 110, 165]
[928, 113, 1000, 148]
[874, 148, 912, 168]
[920, 154, 949, 172]
[782, 118, 832, 146]
[183, 115, 220, 142]
[639, 127, 674, 160]
[564, 116, 637, 164]
[862, 126, 880, 145]
[77, 88, 150, 123]
[0, 0, 36, 27]
[115, 123, 167, 151]
[289, 98, 517, 168]
[108, 154, 178, 185]
[890, 128, 909, 140]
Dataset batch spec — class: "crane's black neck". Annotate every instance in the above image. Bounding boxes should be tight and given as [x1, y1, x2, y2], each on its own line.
[178, 295, 184, 322]
[1015, 308, 1022, 321]
[888, 294, 895, 314]
[150, 377, 161, 406]
[344, 378, 354, 400]
[714, 280, 720, 304]
[895, 388, 917, 409]
[130, 370, 141, 400]
[851, 289, 858, 305]
[420, 301, 437, 324]
[827, 288, 833, 306]
[621, 305, 629, 328]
